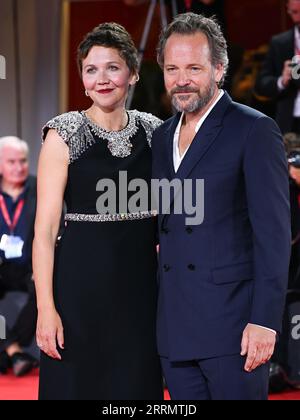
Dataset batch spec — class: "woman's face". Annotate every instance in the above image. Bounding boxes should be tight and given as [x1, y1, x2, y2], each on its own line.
[82, 46, 136, 111]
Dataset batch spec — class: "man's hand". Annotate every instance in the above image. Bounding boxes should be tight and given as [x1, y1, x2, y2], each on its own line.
[281, 60, 293, 88]
[241, 324, 276, 372]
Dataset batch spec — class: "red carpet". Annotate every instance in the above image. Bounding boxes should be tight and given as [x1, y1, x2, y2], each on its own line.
[0, 369, 39, 400]
[164, 389, 300, 400]
[268, 389, 300, 401]
[0, 372, 299, 400]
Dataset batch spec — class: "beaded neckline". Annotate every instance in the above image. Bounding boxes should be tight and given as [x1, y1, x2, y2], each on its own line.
[43, 110, 161, 163]
[81, 111, 139, 158]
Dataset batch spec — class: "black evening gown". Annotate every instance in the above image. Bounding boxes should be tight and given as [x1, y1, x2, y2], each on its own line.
[38, 111, 163, 400]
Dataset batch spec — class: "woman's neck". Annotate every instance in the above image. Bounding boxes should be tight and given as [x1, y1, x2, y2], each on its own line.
[86, 105, 128, 132]
[1, 179, 25, 200]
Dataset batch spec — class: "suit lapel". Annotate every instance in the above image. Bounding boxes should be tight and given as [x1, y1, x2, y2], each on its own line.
[175, 91, 232, 181]
[163, 112, 182, 179]
[287, 28, 295, 59]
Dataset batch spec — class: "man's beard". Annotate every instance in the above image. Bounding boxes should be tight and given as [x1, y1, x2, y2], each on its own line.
[170, 76, 217, 113]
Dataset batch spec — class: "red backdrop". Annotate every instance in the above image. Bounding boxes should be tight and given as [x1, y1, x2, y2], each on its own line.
[225, 0, 290, 50]
[67, 0, 292, 111]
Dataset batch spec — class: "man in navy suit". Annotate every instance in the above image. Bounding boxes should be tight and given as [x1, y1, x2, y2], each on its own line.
[152, 13, 291, 400]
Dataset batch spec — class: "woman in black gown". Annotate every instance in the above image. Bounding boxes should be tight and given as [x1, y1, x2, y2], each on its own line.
[33, 23, 163, 400]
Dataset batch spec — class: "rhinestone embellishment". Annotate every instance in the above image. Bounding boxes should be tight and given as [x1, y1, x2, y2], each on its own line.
[65, 210, 157, 223]
[82, 111, 139, 158]
[42, 110, 162, 163]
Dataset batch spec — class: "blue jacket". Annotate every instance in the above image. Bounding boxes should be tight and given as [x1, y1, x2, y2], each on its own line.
[152, 92, 291, 362]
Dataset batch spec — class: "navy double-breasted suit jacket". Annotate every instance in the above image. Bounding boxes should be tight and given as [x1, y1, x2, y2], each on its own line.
[152, 92, 291, 362]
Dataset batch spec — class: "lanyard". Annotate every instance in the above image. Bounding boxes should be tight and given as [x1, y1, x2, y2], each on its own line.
[0, 194, 25, 234]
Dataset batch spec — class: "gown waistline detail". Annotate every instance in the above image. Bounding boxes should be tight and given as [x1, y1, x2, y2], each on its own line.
[65, 210, 158, 223]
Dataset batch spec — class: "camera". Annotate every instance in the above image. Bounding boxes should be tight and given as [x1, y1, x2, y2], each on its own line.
[287, 151, 300, 168]
[284, 133, 300, 168]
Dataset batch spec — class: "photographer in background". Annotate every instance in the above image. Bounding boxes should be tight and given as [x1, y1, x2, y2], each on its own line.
[255, 0, 300, 135]
[286, 134, 300, 291]
[0, 136, 38, 377]
[270, 132, 300, 392]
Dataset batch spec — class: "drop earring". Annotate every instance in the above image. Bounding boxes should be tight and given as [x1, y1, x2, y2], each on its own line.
[130, 75, 140, 87]
[85, 90, 89, 97]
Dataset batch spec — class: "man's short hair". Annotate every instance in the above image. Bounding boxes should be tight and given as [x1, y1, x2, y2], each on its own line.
[0, 136, 29, 160]
[157, 12, 229, 87]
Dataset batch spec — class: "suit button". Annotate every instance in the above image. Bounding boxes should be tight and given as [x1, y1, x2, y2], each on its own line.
[161, 227, 170, 234]
[186, 227, 193, 234]
[188, 264, 196, 271]
[163, 264, 171, 272]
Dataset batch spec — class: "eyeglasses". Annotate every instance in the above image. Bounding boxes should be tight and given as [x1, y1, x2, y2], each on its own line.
[288, 151, 300, 168]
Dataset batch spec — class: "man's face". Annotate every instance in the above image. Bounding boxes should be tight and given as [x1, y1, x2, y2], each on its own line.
[289, 165, 300, 186]
[288, 0, 300, 26]
[163, 32, 223, 114]
[0, 146, 29, 186]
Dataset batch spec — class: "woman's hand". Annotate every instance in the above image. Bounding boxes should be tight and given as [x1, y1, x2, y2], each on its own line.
[36, 307, 64, 360]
